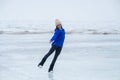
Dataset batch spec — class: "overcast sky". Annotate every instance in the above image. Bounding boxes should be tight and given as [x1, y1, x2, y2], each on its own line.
[0, 0, 120, 22]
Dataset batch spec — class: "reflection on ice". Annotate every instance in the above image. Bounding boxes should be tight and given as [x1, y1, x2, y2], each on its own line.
[48, 72, 54, 80]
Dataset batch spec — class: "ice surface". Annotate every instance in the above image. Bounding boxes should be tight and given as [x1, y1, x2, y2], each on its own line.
[0, 34, 120, 80]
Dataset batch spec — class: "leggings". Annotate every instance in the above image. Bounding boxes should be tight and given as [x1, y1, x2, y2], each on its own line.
[38, 45, 62, 72]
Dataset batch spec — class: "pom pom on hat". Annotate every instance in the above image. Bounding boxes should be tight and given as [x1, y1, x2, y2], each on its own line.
[55, 19, 61, 26]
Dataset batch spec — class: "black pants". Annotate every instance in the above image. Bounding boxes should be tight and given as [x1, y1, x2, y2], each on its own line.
[38, 45, 62, 72]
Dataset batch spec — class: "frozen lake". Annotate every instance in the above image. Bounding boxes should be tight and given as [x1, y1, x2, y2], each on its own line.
[0, 34, 120, 80]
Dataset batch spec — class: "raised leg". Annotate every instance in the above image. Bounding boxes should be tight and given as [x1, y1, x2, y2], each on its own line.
[38, 46, 57, 66]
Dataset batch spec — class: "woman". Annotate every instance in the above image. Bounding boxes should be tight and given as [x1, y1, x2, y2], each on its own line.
[38, 19, 65, 72]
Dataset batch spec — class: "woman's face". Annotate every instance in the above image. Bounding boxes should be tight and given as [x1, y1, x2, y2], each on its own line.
[57, 24, 62, 29]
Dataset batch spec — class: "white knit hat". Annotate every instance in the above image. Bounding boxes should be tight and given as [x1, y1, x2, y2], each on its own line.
[55, 19, 61, 26]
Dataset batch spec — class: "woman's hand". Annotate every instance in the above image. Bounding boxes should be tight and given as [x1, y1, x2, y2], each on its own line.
[49, 40, 52, 43]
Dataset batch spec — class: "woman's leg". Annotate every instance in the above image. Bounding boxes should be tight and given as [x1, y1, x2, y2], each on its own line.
[38, 46, 57, 66]
[48, 47, 62, 72]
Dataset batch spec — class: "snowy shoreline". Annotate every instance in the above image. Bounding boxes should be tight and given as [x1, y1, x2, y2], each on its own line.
[0, 21, 120, 35]
[0, 29, 120, 35]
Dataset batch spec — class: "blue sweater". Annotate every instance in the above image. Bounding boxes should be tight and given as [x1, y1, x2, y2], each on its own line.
[51, 28, 65, 47]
